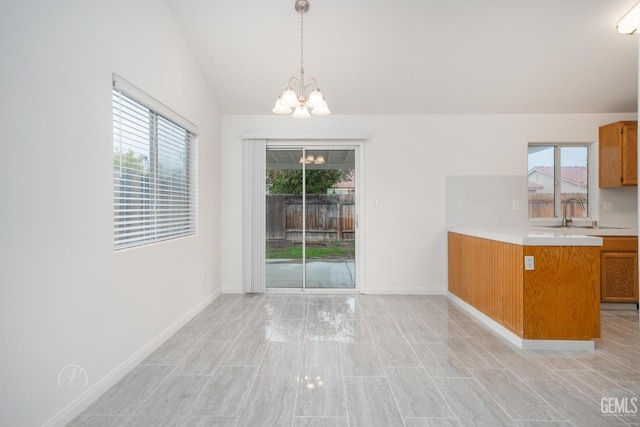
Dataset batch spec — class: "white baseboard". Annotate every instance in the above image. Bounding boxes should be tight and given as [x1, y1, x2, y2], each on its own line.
[519, 339, 594, 351]
[447, 292, 594, 351]
[221, 285, 243, 294]
[221, 284, 447, 296]
[44, 289, 222, 427]
[362, 286, 446, 295]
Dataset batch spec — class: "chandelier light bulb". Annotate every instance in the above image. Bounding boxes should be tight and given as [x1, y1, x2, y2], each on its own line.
[306, 89, 324, 109]
[292, 105, 311, 118]
[272, 98, 292, 114]
[281, 88, 299, 108]
[310, 100, 330, 116]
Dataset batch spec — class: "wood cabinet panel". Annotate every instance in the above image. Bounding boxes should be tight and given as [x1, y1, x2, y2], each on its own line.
[600, 236, 638, 303]
[522, 246, 600, 340]
[622, 126, 638, 185]
[600, 236, 637, 252]
[448, 233, 601, 341]
[599, 121, 637, 187]
[601, 252, 638, 303]
[448, 232, 524, 336]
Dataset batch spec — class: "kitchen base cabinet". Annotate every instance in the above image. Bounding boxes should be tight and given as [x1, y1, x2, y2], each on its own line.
[601, 237, 638, 303]
[448, 232, 600, 341]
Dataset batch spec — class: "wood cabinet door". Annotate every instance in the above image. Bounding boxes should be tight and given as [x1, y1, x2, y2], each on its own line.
[599, 123, 620, 187]
[622, 125, 638, 186]
[601, 251, 639, 303]
[599, 121, 637, 187]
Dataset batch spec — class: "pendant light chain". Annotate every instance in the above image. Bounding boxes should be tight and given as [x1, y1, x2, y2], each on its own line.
[300, 11, 304, 74]
[299, 10, 305, 95]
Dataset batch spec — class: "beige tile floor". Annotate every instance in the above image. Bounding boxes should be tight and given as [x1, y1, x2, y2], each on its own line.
[68, 295, 640, 426]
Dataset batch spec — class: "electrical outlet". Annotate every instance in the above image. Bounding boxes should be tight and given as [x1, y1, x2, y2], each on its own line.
[524, 256, 534, 271]
[457, 200, 464, 210]
[512, 200, 520, 210]
[603, 201, 613, 211]
[202, 275, 207, 286]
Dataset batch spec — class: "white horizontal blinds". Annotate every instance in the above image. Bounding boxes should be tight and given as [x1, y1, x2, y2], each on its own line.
[155, 116, 194, 239]
[113, 77, 197, 250]
[113, 90, 155, 247]
[112, 74, 197, 134]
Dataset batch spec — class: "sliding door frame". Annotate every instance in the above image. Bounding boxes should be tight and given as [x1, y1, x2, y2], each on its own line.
[263, 138, 366, 293]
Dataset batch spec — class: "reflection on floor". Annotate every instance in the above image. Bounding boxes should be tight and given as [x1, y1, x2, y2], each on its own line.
[266, 259, 355, 288]
[69, 295, 640, 426]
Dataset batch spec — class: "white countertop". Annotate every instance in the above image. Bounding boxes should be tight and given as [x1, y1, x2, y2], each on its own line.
[448, 226, 638, 246]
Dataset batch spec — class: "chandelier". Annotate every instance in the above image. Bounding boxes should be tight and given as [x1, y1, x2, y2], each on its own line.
[272, 0, 330, 118]
[299, 154, 325, 164]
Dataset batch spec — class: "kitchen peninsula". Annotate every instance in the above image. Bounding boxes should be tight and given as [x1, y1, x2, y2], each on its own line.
[447, 227, 636, 351]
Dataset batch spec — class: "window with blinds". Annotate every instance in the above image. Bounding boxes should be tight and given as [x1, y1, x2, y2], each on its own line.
[113, 77, 197, 250]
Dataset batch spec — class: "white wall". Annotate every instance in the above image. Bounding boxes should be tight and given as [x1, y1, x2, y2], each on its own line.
[221, 113, 636, 295]
[0, 1, 221, 426]
[445, 175, 529, 227]
[600, 187, 639, 227]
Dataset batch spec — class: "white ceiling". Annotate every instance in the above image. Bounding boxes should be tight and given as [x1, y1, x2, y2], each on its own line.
[166, 0, 640, 115]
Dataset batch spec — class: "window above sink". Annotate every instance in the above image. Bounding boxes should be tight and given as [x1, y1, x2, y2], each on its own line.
[528, 143, 592, 223]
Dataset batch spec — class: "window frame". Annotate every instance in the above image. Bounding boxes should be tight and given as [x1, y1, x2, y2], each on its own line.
[112, 74, 198, 250]
[527, 142, 592, 223]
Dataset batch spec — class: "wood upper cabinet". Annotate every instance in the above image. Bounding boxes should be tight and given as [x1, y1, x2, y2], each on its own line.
[599, 121, 637, 188]
[600, 236, 638, 303]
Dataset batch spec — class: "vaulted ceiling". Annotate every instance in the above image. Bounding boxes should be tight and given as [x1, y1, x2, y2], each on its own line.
[166, 0, 639, 115]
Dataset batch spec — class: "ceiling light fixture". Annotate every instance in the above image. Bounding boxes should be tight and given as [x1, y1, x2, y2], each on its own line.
[273, 0, 330, 118]
[617, 2, 640, 34]
[298, 154, 325, 165]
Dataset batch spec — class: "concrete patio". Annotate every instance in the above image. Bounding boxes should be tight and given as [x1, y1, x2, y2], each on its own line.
[266, 259, 356, 289]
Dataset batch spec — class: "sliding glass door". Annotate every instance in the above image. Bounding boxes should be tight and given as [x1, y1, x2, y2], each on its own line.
[265, 146, 357, 290]
[265, 148, 304, 288]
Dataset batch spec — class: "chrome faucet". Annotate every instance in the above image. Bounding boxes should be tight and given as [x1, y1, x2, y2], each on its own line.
[562, 198, 585, 227]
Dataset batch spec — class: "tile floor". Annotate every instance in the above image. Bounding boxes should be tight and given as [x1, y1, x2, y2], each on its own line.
[68, 294, 640, 426]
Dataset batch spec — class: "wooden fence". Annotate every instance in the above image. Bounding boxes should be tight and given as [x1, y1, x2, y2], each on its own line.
[266, 192, 587, 241]
[528, 193, 588, 218]
[267, 194, 355, 242]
